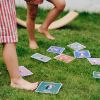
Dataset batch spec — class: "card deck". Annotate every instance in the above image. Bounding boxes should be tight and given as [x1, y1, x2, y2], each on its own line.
[19, 66, 33, 77]
[67, 42, 86, 50]
[74, 50, 91, 58]
[35, 82, 62, 94]
[54, 54, 74, 63]
[47, 46, 65, 54]
[93, 71, 100, 78]
[31, 53, 51, 62]
[87, 58, 100, 65]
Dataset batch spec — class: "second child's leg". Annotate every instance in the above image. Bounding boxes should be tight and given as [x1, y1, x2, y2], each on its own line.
[38, 0, 65, 40]
[3, 43, 38, 90]
[26, 4, 39, 49]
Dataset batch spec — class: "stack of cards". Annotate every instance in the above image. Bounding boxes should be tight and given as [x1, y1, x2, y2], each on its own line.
[31, 53, 51, 62]
[87, 58, 100, 65]
[54, 54, 74, 63]
[19, 66, 33, 77]
[47, 46, 65, 54]
[67, 42, 86, 50]
[74, 50, 91, 58]
[35, 82, 62, 94]
[93, 71, 100, 78]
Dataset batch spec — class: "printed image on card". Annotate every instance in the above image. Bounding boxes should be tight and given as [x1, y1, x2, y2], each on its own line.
[54, 54, 74, 63]
[35, 82, 62, 94]
[74, 50, 91, 58]
[93, 71, 100, 78]
[19, 66, 33, 77]
[47, 46, 65, 54]
[31, 53, 51, 62]
[87, 58, 100, 65]
[67, 42, 86, 50]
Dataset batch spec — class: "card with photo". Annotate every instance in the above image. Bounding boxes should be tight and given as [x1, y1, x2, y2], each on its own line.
[31, 53, 51, 62]
[54, 54, 75, 63]
[47, 46, 65, 54]
[35, 82, 62, 94]
[19, 66, 33, 77]
[87, 58, 100, 65]
[67, 42, 86, 50]
[74, 50, 91, 58]
[93, 71, 100, 78]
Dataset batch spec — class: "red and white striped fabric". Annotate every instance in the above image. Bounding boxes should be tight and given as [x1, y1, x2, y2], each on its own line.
[0, 0, 18, 43]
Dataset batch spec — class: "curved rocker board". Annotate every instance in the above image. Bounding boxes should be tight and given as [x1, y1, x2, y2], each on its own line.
[17, 11, 79, 29]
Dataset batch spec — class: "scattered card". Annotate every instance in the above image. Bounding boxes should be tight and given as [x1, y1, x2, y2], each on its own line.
[47, 46, 65, 54]
[87, 58, 100, 65]
[54, 54, 75, 63]
[74, 50, 91, 58]
[35, 82, 62, 94]
[93, 71, 100, 78]
[19, 66, 33, 77]
[67, 42, 86, 50]
[31, 53, 51, 62]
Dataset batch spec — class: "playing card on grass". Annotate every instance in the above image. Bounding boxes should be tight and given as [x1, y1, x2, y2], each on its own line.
[67, 42, 86, 50]
[31, 53, 51, 62]
[35, 82, 62, 94]
[19, 66, 33, 77]
[74, 50, 91, 58]
[93, 71, 100, 78]
[47, 46, 65, 54]
[54, 54, 75, 63]
[87, 58, 100, 65]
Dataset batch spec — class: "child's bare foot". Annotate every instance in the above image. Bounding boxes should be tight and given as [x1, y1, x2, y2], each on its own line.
[29, 40, 39, 50]
[38, 26, 55, 40]
[11, 78, 38, 91]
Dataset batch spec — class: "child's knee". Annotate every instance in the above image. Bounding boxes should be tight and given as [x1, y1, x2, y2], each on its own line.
[29, 11, 37, 20]
[28, 5, 38, 20]
[56, 2, 65, 11]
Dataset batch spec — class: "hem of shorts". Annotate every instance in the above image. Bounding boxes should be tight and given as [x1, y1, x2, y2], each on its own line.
[0, 36, 18, 44]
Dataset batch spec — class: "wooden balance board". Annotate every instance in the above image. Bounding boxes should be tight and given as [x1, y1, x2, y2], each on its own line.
[17, 11, 79, 29]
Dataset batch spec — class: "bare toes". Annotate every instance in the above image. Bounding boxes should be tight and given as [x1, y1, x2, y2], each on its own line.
[32, 82, 39, 91]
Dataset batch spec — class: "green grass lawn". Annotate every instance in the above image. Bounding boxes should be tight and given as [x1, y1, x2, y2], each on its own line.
[0, 7, 100, 100]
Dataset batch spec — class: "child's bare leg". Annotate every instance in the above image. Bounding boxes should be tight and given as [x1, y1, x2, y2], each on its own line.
[3, 43, 38, 90]
[38, 0, 65, 40]
[27, 4, 39, 49]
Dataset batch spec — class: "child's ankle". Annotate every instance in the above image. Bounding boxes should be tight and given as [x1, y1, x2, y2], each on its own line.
[11, 77, 22, 83]
[39, 26, 48, 31]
